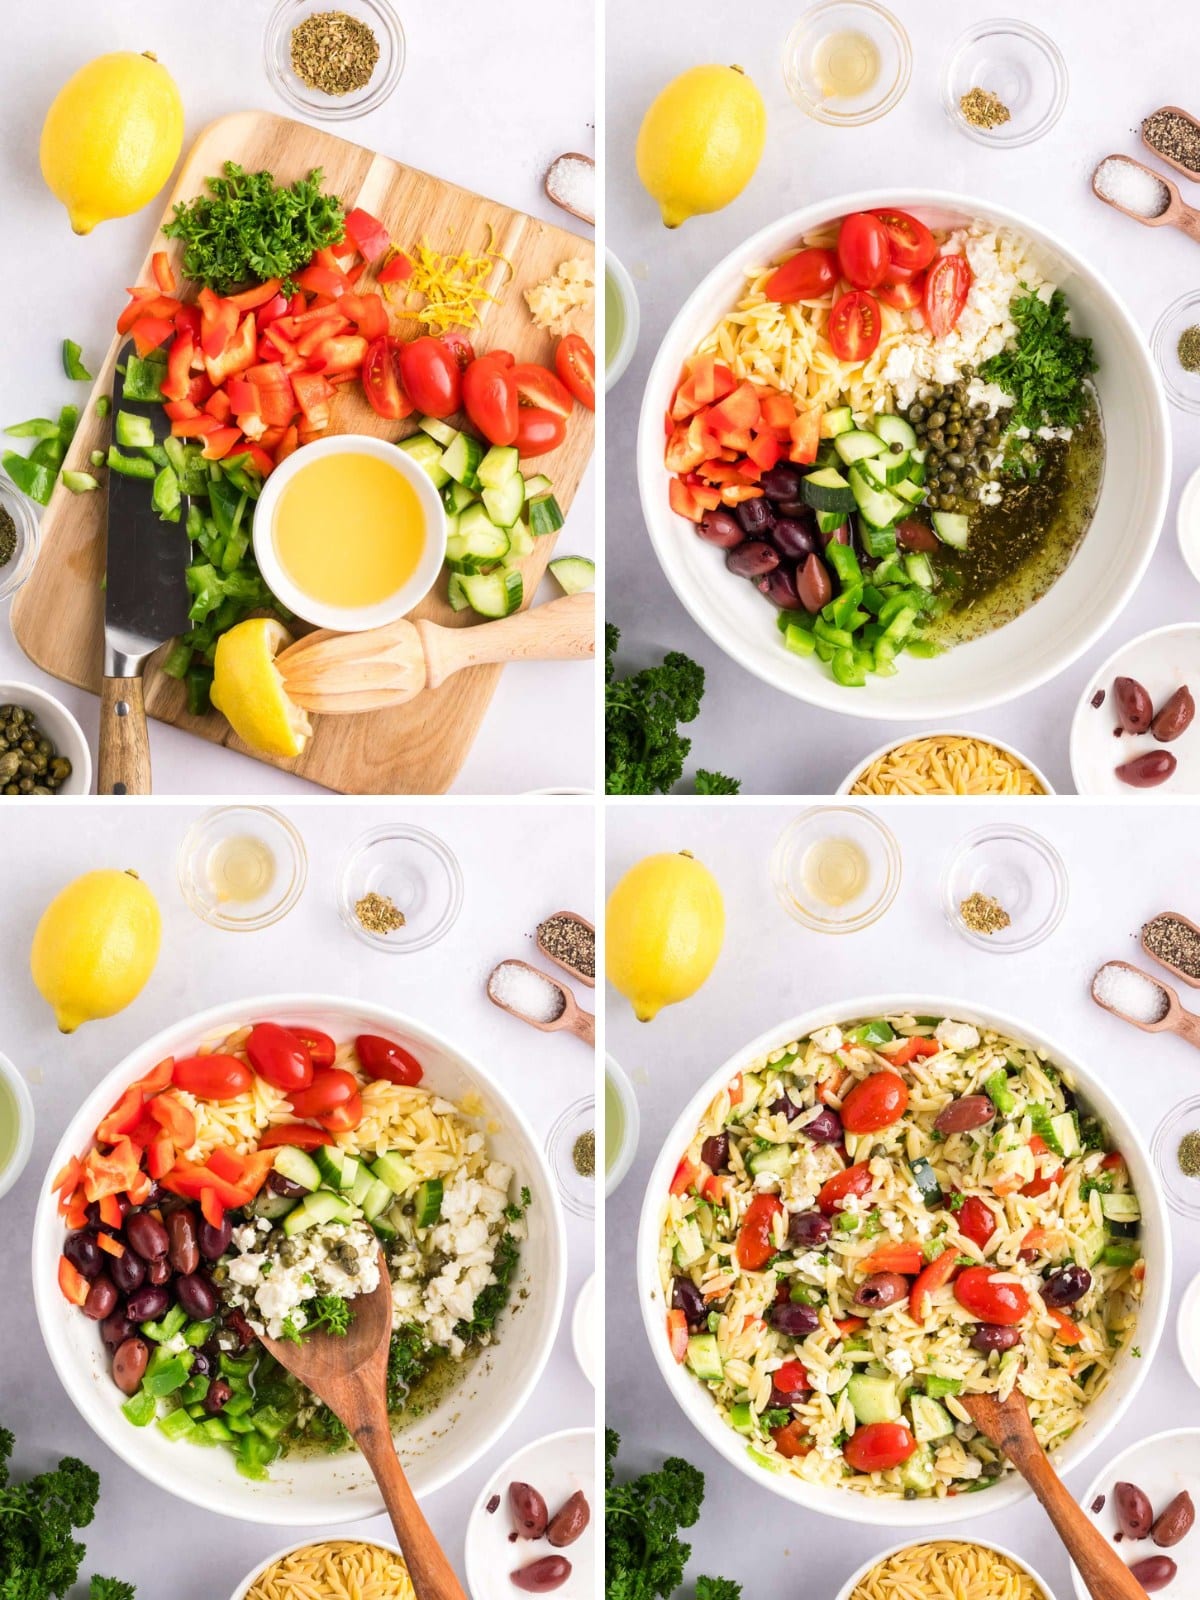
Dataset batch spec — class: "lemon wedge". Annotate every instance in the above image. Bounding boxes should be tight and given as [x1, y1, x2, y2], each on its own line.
[211, 618, 311, 758]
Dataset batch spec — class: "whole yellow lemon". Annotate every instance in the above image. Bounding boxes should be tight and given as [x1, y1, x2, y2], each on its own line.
[40, 51, 184, 235]
[636, 64, 767, 228]
[31, 869, 162, 1034]
[606, 851, 725, 1022]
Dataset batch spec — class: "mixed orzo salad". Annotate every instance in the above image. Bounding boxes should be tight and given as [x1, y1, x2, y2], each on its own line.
[658, 1013, 1144, 1500]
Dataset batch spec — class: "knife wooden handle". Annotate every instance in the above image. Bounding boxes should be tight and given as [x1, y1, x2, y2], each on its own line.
[98, 676, 151, 795]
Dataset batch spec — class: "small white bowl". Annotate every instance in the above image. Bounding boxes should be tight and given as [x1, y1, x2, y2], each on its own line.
[1177, 464, 1200, 584]
[1177, 1270, 1200, 1391]
[1073, 1428, 1200, 1600]
[227, 1537, 405, 1600]
[605, 249, 640, 392]
[605, 1053, 640, 1197]
[0, 1051, 34, 1201]
[1069, 623, 1200, 794]
[837, 728, 1054, 795]
[464, 1427, 595, 1600]
[572, 1273, 597, 1387]
[252, 432, 447, 633]
[836, 1537, 1058, 1600]
[0, 681, 92, 795]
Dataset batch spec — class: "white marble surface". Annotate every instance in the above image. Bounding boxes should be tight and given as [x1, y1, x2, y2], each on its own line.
[605, 0, 1196, 794]
[0, 800, 596, 1597]
[606, 801, 1200, 1600]
[0, 2, 595, 794]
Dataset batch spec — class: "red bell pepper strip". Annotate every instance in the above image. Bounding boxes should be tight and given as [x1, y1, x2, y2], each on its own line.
[81, 1137, 142, 1203]
[201, 426, 245, 461]
[171, 414, 221, 437]
[256, 292, 289, 330]
[147, 1092, 196, 1149]
[245, 364, 297, 425]
[65, 1193, 89, 1229]
[204, 314, 257, 385]
[274, 424, 300, 465]
[338, 292, 388, 341]
[378, 250, 414, 285]
[198, 288, 239, 360]
[291, 371, 334, 430]
[226, 278, 283, 311]
[293, 262, 351, 299]
[238, 1150, 276, 1197]
[152, 252, 177, 294]
[910, 1247, 961, 1326]
[666, 1308, 689, 1362]
[200, 1187, 224, 1230]
[858, 1242, 924, 1276]
[52, 1155, 83, 1201]
[98, 1232, 126, 1258]
[206, 1146, 245, 1185]
[97, 1193, 123, 1229]
[344, 207, 392, 262]
[669, 1156, 699, 1196]
[161, 1157, 254, 1212]
[204, 389, 233, 423]
[131, 316, 176, 356]
[147, 1134, 176, 1180]
[885, 1034, 941, 1067]
[96, 1086, 147, 1146]
[161, 332, 196, 404]
[174, 304, 202, 341]
[126, 1169, 153, 1206]
[225, 376, 257, 418]
[58, 1256, 89, 1306]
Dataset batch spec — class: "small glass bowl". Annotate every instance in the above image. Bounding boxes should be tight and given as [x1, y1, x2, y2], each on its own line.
[337, 823, 463, 953]
[1152, 1096, 1200, 1219]
[1152, 291, 1200, 415]
[941, 19, 1068, 148]
[941, 824, 1068, 953]
[547, 1096, 596, 1219]
[178, 807, 308, 931]
[0, 477, 40, 603]
[263, 0, 405, 123]
[782, 1, 911, 128]
[771, 806, 901, 934]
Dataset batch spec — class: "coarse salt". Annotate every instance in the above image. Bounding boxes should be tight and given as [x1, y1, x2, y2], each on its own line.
[546, 155, 595, 224]
[1094, 157, 1169, 220]
[1092, 962, 1169, 1024]
[488, 960, 566, 1024]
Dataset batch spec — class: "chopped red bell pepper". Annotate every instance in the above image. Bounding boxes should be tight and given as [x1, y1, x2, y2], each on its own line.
[97, 1194, 123, 1229]
[312, 334, 368, 375]
[337, 292, 388, 341]
[667, 1308, 689, 1362]
[81, 1137, 142, 1202]
[225, 376, 257, 418]
[293, 262, 351, 299]
[885, 1034, 941, 1066]
[58, 1256, 89, 1306]
[204, 389, 233, 423]
[201, 426, 245, 461]
[161, 332, 196, 404]
[98, 1232, 126, 1259]
[198, 288, 239, 360]
[258, 1122, 333, 1149]
[126, 1170, 153, 1205]
[161, 1157, 254, 1212]
[147, 1134, 176, 1180]
[204, 314, 257, 385]
[171, 414, 221, 437]
[131, 316, 175, 356]
[291, 371, 334, 430]
[200, 1187, 224, 1230]
[173, 304, 202, 341]
[256, 292, 289, 330]
[227, 278, 283, 311]
[52, 1155, 83, 1204]
[96, 1086, 147, 1146]
[378, 250, 414, 285]
[344, 207, 392, 263]
[152, 252, 177, 294]
[147, 1091, 196, 1149]
[274, 424, 300, 464]
[245, 364, 297, 426]
[910, 1247, 960, 1325]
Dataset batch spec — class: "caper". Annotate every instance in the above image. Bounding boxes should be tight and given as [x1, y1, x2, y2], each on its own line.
[37, 738, 51, 756]
[50, 757, 73, 787]
[928, 410, 946, 429]
[31, 786, 51, 796]
[3, 785, 17, 796]
[947, 402, 962, 418]
[962, 483, 980, 502]
[0, 752, 19, 783]
[938, 493, 957, 511]
[908, 402, 926, 423]
[972, 403, 989, 419]
[946, 452, 964, 469]
[927, 430, 944, 448]
[942, 470, 959, 488]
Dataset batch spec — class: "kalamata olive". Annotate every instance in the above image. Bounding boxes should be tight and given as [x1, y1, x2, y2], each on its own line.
[736, 497, 774, 536]
[63, 1230, 104, 1281]
[1115, 1481, 1154, 1540]
[799, 1106, 843, 1145]
[510, 1556, 571, 1593]
[1114, 676, 1154, 734]
[697, 509, 744, 549]
[772, 517, 818, 559]
[756, 564, 807, 612]
[267, 1171, 307, 1199]
[761, 463, 803, 501]
[509, 1481, 549, 1540]
[969, 1324, 1021, 1356]
[934, 1096, 996, 1136]
[1129, 1556, 1177, 1592]
[671, 1275, 708, 1331]
[788, 1210, 833, 1249]
[125, 1285, 169, 1323]
[204, 1378, 233, 1414]
[774, 498, 810, 519]
[820, 522, 851, 547]
[99, 1308, 134, 1349]
[796, 553, 833, 613]
[146, 1257, 171, 1286]
[125, 1211, 170, 1262]
[175, 1272, 218, 1321]
[1152, 685, 1195, 744]
[167, 1209, 200, 1277]
[1041, 1264, 1092, 1308]
[224, 1307, 256, 1349]
[769, 1093, 803, 1122]
[701, 1133, 729, 1171]
[1116, 751, 1177, 788]
[190, 1350, 211, 1376]
[1153, 1491, 1195, 1548]
[112, 1336, 150, 1396]
[111, 1247, 146, 1295]
[546, 1490, 591, 1548]
[198, 1214, 233, 1261]
[726, 540, 779, 578]
[83, 1275, 118, 1321]
[854, 1272, 909, 1309]
[768, 1299, 820, 1337]
[896, 518, 939, 553]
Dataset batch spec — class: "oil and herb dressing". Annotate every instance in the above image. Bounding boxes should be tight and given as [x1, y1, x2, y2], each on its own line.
[0, 1074, 18, 1175]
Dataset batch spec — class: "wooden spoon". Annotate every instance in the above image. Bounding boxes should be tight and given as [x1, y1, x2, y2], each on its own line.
[1142, 105, 1200, 184]
[277, 592, 593, 714]
[960, 1390, 1148, 1600]
[537, 909, 596, 989]
[1091, 153, 1200, 245]
[1141, 909, 1200, 989]
[544, 151, 595, 226]
[487, 958, 595, 1046]
[1090, 959, 1200, 1050]
[259, 1251, 466, 1600]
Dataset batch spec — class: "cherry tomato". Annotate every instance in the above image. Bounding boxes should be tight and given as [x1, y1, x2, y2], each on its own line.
[876, 271, 926, 312]
[773, 1359, 810, 1394]
[1021, 1134, 1065, 1198]
[763, 246, 838, 304]
[463, 356, 519, 446]
[817, 1162, 874, 1216]
[320, 1090, 364, 1134]
[288, 1029, 337, 1070]
[922, 255, 972, 339]
[955, 1195, 998, 1251]
[258, 1123, 336, 1150]
[871, 208, 937, 273]
[172, 1053, 254, 1102]
[246, 1022, 314, 1094]
[771, 1419, 812, 1459]
[355, 1034, 424, 1087]
[828, 290, 882, 363]
[361, 336, 412, 420]
[511, 362, 574, 419]
[514, 406, 567, 458]
[837, 213, 891, 290]
[954, 1266, 1030, 1326]
[555, 333, 595, 410]
[840, 1071, 909, 1134]
[398, 336, 462, 417]
[287, 1067, 360, 1119]
[736, 1192, 783, 1270]
[843, 1422, 917, 1473]
[440, 331, 476, 369]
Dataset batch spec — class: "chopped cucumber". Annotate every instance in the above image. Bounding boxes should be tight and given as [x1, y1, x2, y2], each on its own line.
[371, 1151, 417, 1194]
[528, 493, 565, 537]
[847, 1373, 901, 1425]
[414, 1178, 444, 1226]
[898, 1444, 936, 1495]
[507, 522, 535, 557]
[445, 503, 511, 570]
[931, 510, 970, 549]
[801, 466, 855, 514]
[272, 1147, 321, 1192]
[481, 473, 525, 528]
[910, 1394, 954, 1443]
[747, 1145, 790, 1179]
[477, 444, 521, 489]
[893, 478, 926, 506]
[397, 433, 450, 489]
[859, 446, 911, 487]
[312, 1146, 345, 1187]
[418, 415, 459, 447]
[833, 429, 887, 466]
[460, 568, 522, 618]
[685, 1333, 723, 1382]
[359, 1179, 394, 1223]
[442, 479, 478, 514]
[548, 555, 595, 595]
[727, 1071, 764, 1122]
[522, 472, 554, 497]
[247, 1189, 297, 1221]
[822, 405, 855, 437]
[875, 413, 918, 453]
[849, 466, 906, 529]
[1051, 1111, 1081, 1159]
[282, 1190, 355, 1235]
[337, 1154, 360, 1193]
[673, 1217, 704, 1269]
[442, 430, 484, 488]
[447, 571, 472, 612]
[1101, 1193, 1142, 1224]
[350, 1166, 376, 1209]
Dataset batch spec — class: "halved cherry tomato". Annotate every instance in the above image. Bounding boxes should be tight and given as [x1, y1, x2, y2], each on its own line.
[837, 213, 891, 290]
[876, 271, 926, 312]
[828, 290, 882, 363]
[763, 246, 838, 304]
[287, 1067, 359, 1119]
[246, 1022, 314, 1093]
[398, 336, 461, 417]
[773, 1359, 810, 1394]
[955, 1195, 998, 1251]
[555, 333, 595, 410]
[463, 356, 519, 446]
[355, 1034, 423, 1086]
[771, 1419, 812, 1458]
[320, 1090, 364, 1134]
[287, 1029, 337, 1070]
[514, 406, 567, 458]
[440, 331, 476, 370]
[361, 335, 413, 420]
[667, 1308, 689, 1362]
[1021, 1134, 1065, 1198]
[954, 1266, 1030, 1325]
[736, 1193, 783, 1270]
[511, 362, 573, 419]
[840, 1071, 909, 1134]
[922, 255, 972, 339]
[871, 209, 937, 273]
[378, 250, 414, 284]
[258, 1123, 336, 1150]
[172, 1054, 254, 1102]
[843, 1422, 916, 1473]
[818, 1162, 874, 1215]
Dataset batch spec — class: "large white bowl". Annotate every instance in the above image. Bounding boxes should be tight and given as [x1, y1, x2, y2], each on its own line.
[33, 994, 566, 1525]
[637, 190, 1171, 720]
[636, 993, 1170, 1527]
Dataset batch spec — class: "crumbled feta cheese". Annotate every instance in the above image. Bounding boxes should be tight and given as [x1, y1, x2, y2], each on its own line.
[883, 1348, 914, 1379]
[936, 1020, 980, 1052]
[227, 1219, 380, 1340]
[811, 1026, 843, 1052]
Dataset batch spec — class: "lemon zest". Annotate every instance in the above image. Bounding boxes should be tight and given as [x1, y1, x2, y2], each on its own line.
[382, 226, 512, 331]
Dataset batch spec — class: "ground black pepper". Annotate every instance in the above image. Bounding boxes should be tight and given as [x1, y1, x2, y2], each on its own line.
[537, 913, 595, 980]
[1143, 913, 1200, 979]
[1143, 109, 1200, 176]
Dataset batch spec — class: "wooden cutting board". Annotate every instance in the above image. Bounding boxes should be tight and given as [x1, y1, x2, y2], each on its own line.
[10, 111, 595, 793]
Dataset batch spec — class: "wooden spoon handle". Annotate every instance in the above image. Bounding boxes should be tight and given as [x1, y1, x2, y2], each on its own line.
[572, 1007, 596, 1047]
[353, 1419, 468, 1600]
[1174, 204, 1200, 246]
[1013, 1445, 1149, 1600]
[418, 592, 594, 688]
[1169, 1008, 1200, 1050]
[98, 675, 150, 794]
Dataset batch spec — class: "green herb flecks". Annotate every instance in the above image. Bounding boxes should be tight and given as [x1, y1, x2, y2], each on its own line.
[606, 624, 739, 796]
[979, 286, 1098, 434]
[454, 1187, 530, 1347]
[280, 1294, 352, 1343]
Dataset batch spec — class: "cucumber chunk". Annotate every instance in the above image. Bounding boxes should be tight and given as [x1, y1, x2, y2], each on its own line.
[442, 431, 484, 489]
[477, 445, 521, 489]
[460, 568, 523, 618]
[548, 556, 595, 595]
[397, 433, 449, 489]
[418, 415, 458, 447]
[801, 466, 855, 513]
[528, 493, 565, 537]
[931, 510, 970, 549]
[272, 1147, 321, 1192]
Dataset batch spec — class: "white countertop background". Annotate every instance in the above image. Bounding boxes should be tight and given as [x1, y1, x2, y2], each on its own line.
[605, 801, 1200, 1600]
[0, 2, 595, 795]
[605, 0, 1197, 795]
[0, 798, 596, 1597]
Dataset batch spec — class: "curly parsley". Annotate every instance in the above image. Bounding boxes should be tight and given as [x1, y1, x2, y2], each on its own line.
[605, 625, 739, 796]
[605, 1430, 741, 1600]
[979, 286, 1098, 435]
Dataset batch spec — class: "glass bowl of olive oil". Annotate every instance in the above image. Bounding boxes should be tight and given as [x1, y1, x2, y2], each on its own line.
[0, 1050, 34, 1202]
[782, 0, 912, 126]
[771, 806, 901, 933]
[178, 806, 308, 932]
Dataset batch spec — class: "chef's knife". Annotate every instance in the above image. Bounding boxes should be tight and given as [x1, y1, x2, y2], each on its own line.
[100, 340, 192, 794]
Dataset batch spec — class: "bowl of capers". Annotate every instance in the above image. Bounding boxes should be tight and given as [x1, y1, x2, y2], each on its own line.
[0, 682, 91, 795]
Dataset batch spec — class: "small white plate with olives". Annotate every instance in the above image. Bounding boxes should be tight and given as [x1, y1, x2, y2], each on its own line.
[464, 1427, 595, 1600]
[1070, 623, 1200, 795]
[0, 681, 91, 795]
[1074, 1427, 1200, 1599]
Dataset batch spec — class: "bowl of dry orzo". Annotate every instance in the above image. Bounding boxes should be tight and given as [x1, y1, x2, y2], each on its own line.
[834, 1537, 1057, 1600]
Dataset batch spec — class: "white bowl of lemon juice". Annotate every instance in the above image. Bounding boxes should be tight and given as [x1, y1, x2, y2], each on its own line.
[0, 1051, 34, 1201]
[605, 1052, 639, 1196]
[253, 433, 448, 632]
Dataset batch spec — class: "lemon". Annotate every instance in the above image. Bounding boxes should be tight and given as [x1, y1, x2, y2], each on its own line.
[606, 851, 725, 1022]
[32, 869, 161, 1034]
[211, 618, 311, 759]
[40, 51, 184, 235]
[636, 64, 767, 229]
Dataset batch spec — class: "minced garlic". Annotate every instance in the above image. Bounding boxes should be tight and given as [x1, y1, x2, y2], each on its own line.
[525, 257, 594, 337]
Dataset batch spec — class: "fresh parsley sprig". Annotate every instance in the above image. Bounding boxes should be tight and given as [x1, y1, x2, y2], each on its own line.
[605, 625, 739, 796]
[979, 286, 1097, 436]
[605, 1430, 742, 1600]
